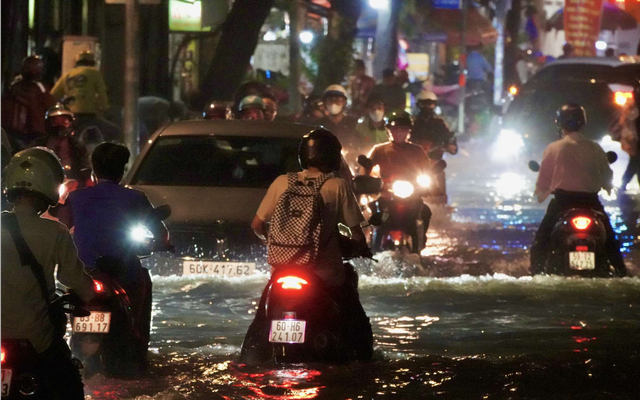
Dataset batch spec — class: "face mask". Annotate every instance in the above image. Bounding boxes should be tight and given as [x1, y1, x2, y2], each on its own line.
[49, 125, 71, 137]
[327, 104, 343, 116]
[369, 110, 384, 123]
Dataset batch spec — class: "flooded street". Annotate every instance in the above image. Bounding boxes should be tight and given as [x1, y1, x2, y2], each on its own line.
[84, 139, 640, 399]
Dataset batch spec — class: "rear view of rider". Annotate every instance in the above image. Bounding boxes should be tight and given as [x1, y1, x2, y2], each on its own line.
[30, 103, 90, 183]
[530, 103, 627, 276]
[58, 142, 169, 364]
[251, 128, 373, 359]
[1, 147, 95, 399]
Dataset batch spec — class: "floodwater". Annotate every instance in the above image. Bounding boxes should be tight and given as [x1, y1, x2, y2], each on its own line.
[83, 139, 640, 399]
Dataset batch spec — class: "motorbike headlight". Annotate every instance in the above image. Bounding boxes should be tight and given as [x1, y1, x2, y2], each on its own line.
[492, 129, 524, 162]
[417, 175, 431, 188]
[392, 180, 414, 198]
[131, 225, 154, 243]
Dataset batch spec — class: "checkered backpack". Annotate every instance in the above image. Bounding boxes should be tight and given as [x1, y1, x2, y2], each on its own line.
[267, 172, 332, 266]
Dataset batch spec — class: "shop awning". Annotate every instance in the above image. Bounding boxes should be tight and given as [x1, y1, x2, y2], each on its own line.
[546, 2, 638, 32]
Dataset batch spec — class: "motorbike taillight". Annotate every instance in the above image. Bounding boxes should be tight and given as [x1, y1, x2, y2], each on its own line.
[571, 217, 592, 230]
[94, 280, 105, 293]
[277, 276, 308, 290]
[1, 347, 5, 363]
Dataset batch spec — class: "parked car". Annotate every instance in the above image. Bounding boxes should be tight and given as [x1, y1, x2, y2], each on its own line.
[499, 56, 640, 156]
[122, 120, 346, 276]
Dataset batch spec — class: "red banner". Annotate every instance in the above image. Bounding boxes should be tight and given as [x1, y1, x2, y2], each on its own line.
[564, 0, 604, 56]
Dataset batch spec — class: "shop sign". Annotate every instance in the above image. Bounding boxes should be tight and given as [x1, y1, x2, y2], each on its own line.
[169, 0, 209, 32]
[563, 0, 604, 56]
[433, 0, 461, 9]
[253, 43, 289, 75]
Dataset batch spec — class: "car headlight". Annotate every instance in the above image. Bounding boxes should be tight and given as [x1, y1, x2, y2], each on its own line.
[392, 180, 414, 198]
[131, 225, 154, 243]
[492, 129, 524, 162]
[417, 175, 431, 188]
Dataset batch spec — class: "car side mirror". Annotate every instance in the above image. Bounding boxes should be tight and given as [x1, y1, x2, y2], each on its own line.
[353, 175, 382, 195]
[606, 151, 617, 164]
[528, 161, 540, 172]
[154, 204, 172, 221]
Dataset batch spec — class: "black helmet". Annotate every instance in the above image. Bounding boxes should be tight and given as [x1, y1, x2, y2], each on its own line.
[203, 101, 231, 120]
[386, 111, 413, 129]
[299, 128, 342, 172]
[21, 55, 43, 80]
[556, 103, 586, 132]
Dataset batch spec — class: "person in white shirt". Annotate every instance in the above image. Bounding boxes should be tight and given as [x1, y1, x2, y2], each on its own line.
[530, 103, 626, 276]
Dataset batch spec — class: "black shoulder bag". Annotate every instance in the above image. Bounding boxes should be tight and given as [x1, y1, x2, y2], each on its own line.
[2, 212, 68, 339]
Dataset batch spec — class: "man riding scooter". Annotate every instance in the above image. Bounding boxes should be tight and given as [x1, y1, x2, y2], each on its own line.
[57, 142, 169, 370]
[530, 103, 627, 276]
[1, 147, 95, 399]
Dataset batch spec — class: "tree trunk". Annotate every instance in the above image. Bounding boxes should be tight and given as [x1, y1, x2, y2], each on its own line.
[196, 0, 274, 107]
[313, 0, 363, 94]
[373, 0, 401, 80]
[504, 0, 522, 87]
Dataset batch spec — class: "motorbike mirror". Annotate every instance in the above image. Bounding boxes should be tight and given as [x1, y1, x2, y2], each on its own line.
[72, 305, 91, 318]
[353, 175, 383, 195]
[357, 155, 373, 171]
[606, 151, 617, 164]
[528, 161, 540, 172]
[154, 204, 172, 221]
[432, 159, 447, 173]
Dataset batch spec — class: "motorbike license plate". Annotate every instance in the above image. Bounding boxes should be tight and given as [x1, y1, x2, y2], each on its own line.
[73, 312, 111, 333]
[569, 252, 596, 270]
[182, 261, 255, 277]
[269, 320, 306, 344]
[1, 369, 12, 397]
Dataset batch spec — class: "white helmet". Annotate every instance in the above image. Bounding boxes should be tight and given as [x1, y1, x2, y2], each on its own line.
[323, 84, 348, 99]
[3, 147, 65, 206]
[416, 91, 437, 102]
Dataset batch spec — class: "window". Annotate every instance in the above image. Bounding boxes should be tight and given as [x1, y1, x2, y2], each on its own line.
[132, 136, 301, 188]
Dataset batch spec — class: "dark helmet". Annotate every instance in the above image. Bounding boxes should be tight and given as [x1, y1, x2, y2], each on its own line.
[203, 101, 231, 120]
[386, 111, 414, 129]
[556, 103, 586, 132]
[21, 55, 44, 80]
[299, 128, 342, 172]
[45, 103, 75, 136]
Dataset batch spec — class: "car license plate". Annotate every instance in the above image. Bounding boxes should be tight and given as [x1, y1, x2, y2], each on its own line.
[182, 261, 256, 276]
[269, 320, 306, 343]
[73, 312, 111, 333]
[569, 252, 595, 270]
[1, 369, 12, 397]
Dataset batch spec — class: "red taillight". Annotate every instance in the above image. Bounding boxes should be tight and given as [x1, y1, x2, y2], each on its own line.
[576, 246, 589, 252]
[277, 276, 308, 290]
[1, 347, 5, 363]
[572, 217, 592, 230]
[614, 91, 633, 106]
[94, 280, 104, 293]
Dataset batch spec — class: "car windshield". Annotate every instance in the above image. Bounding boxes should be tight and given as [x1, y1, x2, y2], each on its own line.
[132, 135, 301, 188]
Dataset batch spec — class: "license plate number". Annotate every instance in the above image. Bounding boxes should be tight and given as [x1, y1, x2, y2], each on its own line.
[569, 251, 595, 270]
[1, 369, 12, 397]
[182, 261, 256, 277]
[73, 312, 111, 333]
[269, 320, 306, 343]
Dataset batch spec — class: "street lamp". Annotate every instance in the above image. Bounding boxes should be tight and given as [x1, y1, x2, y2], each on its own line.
[299, 30, 314, 44]
[369, 0, 389, 10]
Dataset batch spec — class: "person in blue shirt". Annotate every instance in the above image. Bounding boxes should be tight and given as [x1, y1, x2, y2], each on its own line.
[58, 142, 168, 365]
[466, 46, 493, 91]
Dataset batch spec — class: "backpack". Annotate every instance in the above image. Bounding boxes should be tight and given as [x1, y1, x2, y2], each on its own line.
[267, 172, 332, 266]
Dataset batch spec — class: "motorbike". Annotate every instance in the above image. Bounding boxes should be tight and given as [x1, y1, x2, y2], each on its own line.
[528, 153, 623, 277]
[1, 294, 89, 399]
[239, 239, 373, 364]
[356, 156, 447, 254]
[69, 205, 173, 377]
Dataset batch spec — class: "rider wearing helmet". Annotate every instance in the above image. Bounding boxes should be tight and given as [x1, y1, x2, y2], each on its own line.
[530, 103, 627, 276]
[1, 147, 95, 400]
[51, 50, 122, 142]
[203, 101, 232, 120]
[297, 95, 325, 125]
[237, 95, 265, 120]
[355, 94, 388, 148]
[410, 90, 456, 154]
[30, 103, 90, 182]
[317, 85, 358, 148]
[251, 128, 372, 359]
[1, 55, 57, 150]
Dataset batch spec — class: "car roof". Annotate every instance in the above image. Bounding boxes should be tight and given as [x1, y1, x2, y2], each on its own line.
[156, 119, 320, 139]
[543, 56, 640, 69]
